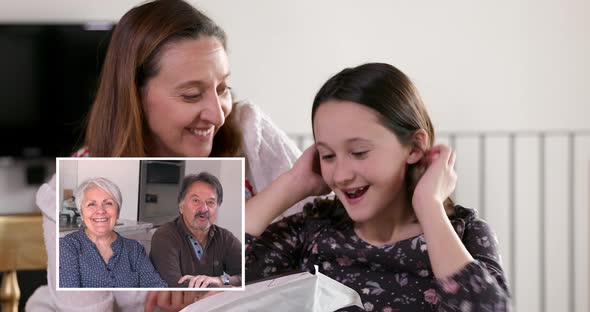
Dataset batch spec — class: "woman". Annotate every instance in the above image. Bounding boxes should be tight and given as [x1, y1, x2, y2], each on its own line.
[29, 0, 302, 311]
[60, 177, 167, 288]
[245, 63, 512, 311]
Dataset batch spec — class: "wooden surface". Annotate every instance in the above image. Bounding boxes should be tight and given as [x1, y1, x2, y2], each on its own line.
[0, 214, 47, 312]
[0, 214, 47, 271]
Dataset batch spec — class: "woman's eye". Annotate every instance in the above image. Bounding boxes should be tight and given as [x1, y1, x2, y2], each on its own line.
[104, 202, 113, 206]
[218, 85, 232, 96]
[87, 202, 95, 207]
[182, 94, 202, 102]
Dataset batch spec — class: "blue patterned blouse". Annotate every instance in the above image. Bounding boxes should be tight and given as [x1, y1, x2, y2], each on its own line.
[59, 229, 167, 288]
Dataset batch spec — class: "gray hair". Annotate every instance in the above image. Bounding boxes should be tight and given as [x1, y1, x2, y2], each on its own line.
[74, 177, 123, 217]
[177, 172, 223, 206]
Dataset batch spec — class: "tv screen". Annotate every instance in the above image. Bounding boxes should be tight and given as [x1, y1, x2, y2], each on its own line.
[0, 23, 113, 157]
[146, 162, 182, 184]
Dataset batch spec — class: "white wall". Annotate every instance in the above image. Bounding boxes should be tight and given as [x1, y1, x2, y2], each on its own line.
[184, 158, 244, 241]
[1, 0, 588, 135]
[184, 159, 221, 178]
[76, 159, 140, 221]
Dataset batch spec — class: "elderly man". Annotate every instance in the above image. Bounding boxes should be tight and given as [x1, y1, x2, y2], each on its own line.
[150, 172, 242, 288]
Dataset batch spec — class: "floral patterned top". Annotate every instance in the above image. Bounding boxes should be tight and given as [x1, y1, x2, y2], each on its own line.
[245, 201, 511, 311]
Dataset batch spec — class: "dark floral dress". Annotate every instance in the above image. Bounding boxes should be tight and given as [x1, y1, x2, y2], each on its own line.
[245, 202, 511, 311]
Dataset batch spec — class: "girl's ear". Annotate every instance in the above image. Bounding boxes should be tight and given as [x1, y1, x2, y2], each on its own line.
[407, 129, 428, 165]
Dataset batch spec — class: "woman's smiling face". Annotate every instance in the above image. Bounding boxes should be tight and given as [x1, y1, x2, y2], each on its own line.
[313, 100, 413, 224]
[80, 186, 119, 237]
[141, 36, 232, 157]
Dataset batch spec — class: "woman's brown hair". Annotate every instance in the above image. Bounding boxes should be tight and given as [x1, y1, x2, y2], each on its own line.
[84, 0, 241, 157]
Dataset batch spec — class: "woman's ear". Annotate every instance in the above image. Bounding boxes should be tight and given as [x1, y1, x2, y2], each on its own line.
[407, 129, 428, 165]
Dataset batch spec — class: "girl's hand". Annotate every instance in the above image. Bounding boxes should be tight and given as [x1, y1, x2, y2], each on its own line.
[245, 144, 331, 237]
[144, 291, 219, 312]
[412, 144, 457, 214]
[288, 144, 331, 198]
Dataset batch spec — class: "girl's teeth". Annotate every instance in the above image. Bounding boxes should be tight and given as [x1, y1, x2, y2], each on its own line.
[345, 186, 368, 198]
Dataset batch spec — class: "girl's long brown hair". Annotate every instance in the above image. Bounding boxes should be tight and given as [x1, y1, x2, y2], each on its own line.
[84, 0, 241, 157]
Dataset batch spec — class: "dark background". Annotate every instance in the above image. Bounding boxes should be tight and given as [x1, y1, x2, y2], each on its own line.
[0, 270, 47, 311]
[0, 24, 112, 158]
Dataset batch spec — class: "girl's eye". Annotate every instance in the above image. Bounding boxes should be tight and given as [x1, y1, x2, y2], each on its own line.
[320, 154, 335, 161]
[352, 151, 369, 158]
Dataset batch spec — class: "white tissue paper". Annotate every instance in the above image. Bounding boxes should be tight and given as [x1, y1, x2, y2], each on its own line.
[181, 266, 364, 312]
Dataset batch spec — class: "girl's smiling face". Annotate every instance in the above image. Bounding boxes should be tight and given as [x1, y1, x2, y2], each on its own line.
[313, 100, 417, 224]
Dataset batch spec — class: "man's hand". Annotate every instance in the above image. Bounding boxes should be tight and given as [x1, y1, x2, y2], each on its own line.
[178, 275, 223, 288]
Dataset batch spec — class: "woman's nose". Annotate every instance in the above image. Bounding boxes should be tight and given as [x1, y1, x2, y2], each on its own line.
[199, 93, 225, 127]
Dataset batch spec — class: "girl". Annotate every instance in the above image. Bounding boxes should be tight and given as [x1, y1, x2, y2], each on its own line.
[245, 63, 511, 311]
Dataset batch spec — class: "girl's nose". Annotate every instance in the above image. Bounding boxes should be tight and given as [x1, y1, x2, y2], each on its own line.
[332, 158, 355, 187]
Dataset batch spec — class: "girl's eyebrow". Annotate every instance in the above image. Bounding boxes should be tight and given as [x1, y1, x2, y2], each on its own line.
[316, 138, 372, 148]
[315, 141, 330, 149]
[346, 138, 372, 145]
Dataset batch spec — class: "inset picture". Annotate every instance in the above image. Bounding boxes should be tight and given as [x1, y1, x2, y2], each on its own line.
[56, 157, 244, 290]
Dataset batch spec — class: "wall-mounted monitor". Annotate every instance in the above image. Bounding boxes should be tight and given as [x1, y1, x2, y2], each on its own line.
[0, 23, 113, 157]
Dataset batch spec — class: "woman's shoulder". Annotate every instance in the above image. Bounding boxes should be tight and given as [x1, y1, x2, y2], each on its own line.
[232, 100, 258, 121]
[72, 147, 90, 157]
[116, 234, 148, 253]
[233, 99, 296, 146]
[60, 229, 85, 250]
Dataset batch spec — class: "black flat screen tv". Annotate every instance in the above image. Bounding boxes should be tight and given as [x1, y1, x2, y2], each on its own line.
[146, 161, 183, 184]
[0, 23, 113, 157]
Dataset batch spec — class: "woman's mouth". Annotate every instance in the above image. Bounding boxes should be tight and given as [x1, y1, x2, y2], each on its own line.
[91, 217, 109, 223]
[188, 127, 214, 141]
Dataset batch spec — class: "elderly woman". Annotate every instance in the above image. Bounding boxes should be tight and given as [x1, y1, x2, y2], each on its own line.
[59, 177, 167, 288]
